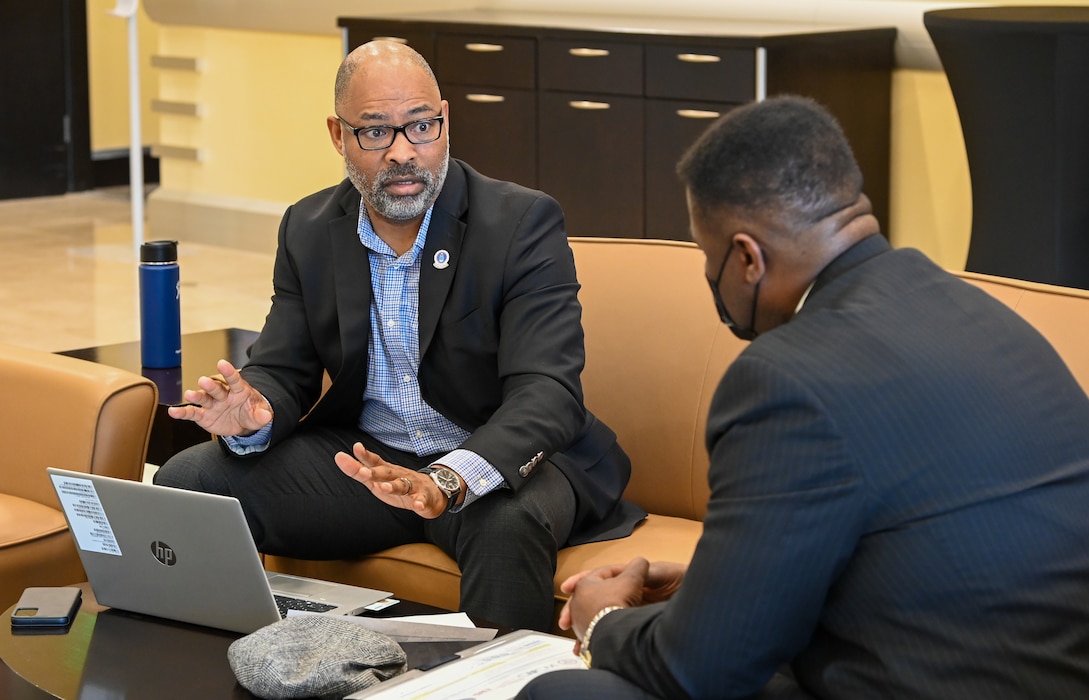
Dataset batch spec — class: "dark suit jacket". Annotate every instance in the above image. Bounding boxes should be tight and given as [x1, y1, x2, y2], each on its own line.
[590, 235, 1089, 698]
[237, 160, 640, 542]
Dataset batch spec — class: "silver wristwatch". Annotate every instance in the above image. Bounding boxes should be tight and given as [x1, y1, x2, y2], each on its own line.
[420, 466, 462, 512]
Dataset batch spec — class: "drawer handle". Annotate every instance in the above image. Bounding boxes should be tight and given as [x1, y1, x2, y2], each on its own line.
[569, 100, 611, 110]
[372, 36, 408, 45]
[677, 53, 721, 64]
[569, 48, 610, 58]
[676, 109, 721, 119]
[465, 43, 504, 52]
[466, 94, 506, 103]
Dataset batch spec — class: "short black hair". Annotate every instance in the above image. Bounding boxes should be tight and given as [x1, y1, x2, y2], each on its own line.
[677, 96, 862, 226]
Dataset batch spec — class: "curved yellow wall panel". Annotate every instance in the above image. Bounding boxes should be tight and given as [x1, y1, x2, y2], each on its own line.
[888, 69, 971, 271]
[156, 26, 344, 203]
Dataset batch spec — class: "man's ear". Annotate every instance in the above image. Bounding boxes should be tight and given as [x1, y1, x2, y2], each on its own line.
[733, 232, 766, 284]
[327, 116, 346, 156]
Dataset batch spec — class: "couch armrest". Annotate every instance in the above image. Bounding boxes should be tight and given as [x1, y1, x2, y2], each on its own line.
[0, 342, 158, 508]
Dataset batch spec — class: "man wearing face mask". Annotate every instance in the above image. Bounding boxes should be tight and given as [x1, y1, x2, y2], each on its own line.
[153, 40, 640, 632]
[517, 96, 1089, 698]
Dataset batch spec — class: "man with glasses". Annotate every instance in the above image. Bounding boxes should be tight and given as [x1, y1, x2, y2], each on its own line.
[517, 96, 1089, 697]
[155, 40, 640, 632]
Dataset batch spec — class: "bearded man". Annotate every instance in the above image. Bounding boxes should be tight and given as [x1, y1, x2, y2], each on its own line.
[154, 40, 638, 631]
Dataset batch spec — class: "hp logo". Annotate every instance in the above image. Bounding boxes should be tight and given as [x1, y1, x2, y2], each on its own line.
[151, 541, 177, 566]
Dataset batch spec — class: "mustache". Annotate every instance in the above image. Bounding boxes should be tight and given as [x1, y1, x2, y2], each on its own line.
[374, 163, 431, 188]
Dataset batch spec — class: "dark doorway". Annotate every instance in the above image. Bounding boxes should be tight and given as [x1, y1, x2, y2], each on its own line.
[0, 0, 92, 199]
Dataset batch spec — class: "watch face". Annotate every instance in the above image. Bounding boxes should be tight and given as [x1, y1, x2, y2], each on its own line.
[434, 468, 460, 495]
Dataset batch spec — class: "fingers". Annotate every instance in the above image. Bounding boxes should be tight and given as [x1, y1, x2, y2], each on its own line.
[558, 599, 573, 630]
[216, 358, 240, 382]
[622, 557, 651, 581]
[334, 450, 365, 479]
[560, 561, 634, 594]
[351, 442, 385, 467]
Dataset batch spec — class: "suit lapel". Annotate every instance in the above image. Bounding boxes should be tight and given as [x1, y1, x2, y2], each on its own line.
[419, 162, 468, 357]
[329, 187, 372, 380]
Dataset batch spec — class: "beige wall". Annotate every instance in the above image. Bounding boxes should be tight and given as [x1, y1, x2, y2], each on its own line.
[86, 0, 160, 152]
[80, 0, 1088, 266]
[155, 27, 344, 204]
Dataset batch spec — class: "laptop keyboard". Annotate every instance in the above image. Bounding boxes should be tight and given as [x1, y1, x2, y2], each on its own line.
[273, 594, 337, 618]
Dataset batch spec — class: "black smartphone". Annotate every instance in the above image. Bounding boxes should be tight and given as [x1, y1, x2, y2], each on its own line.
[10, 587, 82, 628]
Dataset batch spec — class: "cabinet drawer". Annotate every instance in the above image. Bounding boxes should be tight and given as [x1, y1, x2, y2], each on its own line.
[435, 34, 535, 89]
[645, 44, 755, 103]
[539, 39, 642, 96]
[539, 91, 644, 238]
[645, 99, 737, 241]
[446, 87, 537, 188]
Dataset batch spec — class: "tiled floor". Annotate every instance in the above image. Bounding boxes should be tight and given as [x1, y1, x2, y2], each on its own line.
[0, 187, 275, 354]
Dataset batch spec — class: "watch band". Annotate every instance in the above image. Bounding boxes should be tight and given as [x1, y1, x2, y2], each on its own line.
[578, 605, 624, 668]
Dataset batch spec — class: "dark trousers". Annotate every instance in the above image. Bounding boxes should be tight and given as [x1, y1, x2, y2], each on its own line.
[153, 424, 575, 631]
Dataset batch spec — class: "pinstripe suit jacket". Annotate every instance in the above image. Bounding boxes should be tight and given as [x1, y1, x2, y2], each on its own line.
[589, 234, 1089, 698]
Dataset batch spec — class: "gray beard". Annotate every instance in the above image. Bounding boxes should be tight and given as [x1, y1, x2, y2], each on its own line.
[345, 143, 450, 222]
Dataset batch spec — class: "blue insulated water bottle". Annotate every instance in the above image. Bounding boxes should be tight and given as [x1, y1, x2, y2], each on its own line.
[139, 240, 182, 368]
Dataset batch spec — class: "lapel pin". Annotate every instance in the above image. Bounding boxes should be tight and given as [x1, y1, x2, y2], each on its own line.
[433, 249, 450, 270]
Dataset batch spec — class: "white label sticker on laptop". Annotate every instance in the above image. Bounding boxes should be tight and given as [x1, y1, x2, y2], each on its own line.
[50, 474, 122, 556]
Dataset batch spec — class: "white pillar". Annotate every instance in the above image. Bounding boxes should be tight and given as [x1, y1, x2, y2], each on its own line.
[111, 0, 143, 258]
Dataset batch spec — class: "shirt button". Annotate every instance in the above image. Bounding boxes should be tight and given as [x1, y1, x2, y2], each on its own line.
[387, 320, 396, 328]
[478, 478, 487, 487]
[402, 375, 412, 383]
[416, 430, 423, 438]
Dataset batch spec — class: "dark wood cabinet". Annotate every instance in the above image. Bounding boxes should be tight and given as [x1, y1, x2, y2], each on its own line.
[340, 11, 895, 242]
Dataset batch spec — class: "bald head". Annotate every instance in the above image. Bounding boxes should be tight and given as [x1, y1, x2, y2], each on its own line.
[334, 41, 438, 112]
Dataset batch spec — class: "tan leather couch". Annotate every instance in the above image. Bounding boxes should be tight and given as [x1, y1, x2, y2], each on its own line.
[266, 238, 1089, 632]
[0, 342, 158, 610]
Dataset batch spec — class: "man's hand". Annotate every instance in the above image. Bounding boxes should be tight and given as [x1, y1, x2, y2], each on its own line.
[335, 443, 456, 519]
[558, 559, 687, 645]
[165, 359, 273, 436]
[562, 558, 650, 644]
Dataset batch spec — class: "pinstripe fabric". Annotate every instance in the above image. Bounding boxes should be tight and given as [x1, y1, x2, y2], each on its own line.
[587, 235, 1089, 699]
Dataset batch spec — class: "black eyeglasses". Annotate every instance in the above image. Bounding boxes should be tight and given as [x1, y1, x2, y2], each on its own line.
[336, 115, 445, 151]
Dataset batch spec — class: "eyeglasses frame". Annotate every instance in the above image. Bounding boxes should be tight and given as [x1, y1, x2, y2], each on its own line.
[336, 114, 445, 151]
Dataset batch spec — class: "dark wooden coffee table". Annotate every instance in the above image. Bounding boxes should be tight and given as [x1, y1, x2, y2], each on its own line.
[58, 328, 260, 466]
[1, 583, 495, 699]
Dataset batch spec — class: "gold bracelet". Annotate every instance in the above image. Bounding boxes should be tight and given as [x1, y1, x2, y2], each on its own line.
[578, 605, 624, 668]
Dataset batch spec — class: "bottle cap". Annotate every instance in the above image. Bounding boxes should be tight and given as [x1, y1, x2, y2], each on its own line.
[140, 240, 178, 263]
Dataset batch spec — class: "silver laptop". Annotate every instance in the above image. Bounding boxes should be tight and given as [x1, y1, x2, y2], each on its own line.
[47, 467, 392, 634]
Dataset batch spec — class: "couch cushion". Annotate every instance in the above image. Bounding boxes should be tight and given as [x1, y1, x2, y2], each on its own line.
[0, 494, 68, 548]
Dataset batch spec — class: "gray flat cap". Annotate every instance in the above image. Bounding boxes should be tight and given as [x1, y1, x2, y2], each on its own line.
[228, 615, 407, 699]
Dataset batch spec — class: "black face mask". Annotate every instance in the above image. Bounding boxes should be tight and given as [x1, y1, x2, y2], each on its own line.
[706, 243, 761, 341]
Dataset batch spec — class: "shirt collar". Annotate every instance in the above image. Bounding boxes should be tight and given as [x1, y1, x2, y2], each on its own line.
[356, 202, 434, 263]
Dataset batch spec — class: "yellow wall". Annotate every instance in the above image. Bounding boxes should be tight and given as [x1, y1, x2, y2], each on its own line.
[888, 68, 971, 270]
[155, 27, 344, 203]
[85, 0, 160, 151]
